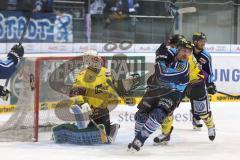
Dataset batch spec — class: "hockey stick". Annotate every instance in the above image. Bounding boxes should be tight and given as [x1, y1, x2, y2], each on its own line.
[18, 11, 33, 46]
[2, 9, 35, 101]
[216, 91, 240, 99]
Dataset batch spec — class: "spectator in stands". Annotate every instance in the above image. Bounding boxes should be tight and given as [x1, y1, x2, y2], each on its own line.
[8, 0, 17, 4]
[103, 0, 139, 27]
[89, 0, 106, 15]
[34, 0, 53, 12]
[122, 0, 139, 15]
[6, 0, 17, 10]
[16, 0, 35, 11]
[164, 1, 178, 16]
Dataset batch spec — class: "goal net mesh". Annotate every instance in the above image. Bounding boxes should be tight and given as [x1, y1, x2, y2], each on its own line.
[0, 57, 85, 141]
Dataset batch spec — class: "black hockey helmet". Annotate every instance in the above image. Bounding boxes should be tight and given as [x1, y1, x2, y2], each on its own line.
[176, 37, 193, 51]
[192, 32, 207, 42]
[168, 34, 185, 45]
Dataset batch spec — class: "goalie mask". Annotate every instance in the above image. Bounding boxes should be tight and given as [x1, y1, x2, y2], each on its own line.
[83, 50, 103, 70]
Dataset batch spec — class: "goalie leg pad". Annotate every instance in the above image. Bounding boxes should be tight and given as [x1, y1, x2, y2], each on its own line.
[52, 123, 108, 145]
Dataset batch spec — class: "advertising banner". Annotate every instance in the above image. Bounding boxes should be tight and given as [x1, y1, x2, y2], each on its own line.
[0, 11, 73, 43]
[212, 55, 240, 94]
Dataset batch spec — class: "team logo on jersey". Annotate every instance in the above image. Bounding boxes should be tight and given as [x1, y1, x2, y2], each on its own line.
[95, 84, 103, 94]
[86, 75, 95, 82]
[95, 84, 108, 94]
[193, 100, 206, 112]
[176, 63, 185, 71]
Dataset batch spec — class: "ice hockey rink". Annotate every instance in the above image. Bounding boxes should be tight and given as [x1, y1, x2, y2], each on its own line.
[1, 0, 240, 159]
[0, 102, 239, 160]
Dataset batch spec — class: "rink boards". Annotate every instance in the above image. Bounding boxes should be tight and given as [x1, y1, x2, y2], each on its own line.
[0, 52, 240, 116]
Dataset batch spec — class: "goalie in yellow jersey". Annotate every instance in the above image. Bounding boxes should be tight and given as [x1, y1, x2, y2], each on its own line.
[52, 50, 120, 145]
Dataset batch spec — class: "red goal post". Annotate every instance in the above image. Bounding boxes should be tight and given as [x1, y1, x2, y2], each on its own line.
[0, 56, 93, 142]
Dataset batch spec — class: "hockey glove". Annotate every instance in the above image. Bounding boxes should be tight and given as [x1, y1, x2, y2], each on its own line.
[207, 82, 217, 95]
[155, 43, 168, 62]
[71, 103, 93, 129]
[0, 85, 10, 101]
[7, 44, 24, 65]
[79, 103, 93, 116]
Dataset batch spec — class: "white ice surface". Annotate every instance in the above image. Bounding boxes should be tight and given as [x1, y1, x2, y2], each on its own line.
[0, 102, 240, 160]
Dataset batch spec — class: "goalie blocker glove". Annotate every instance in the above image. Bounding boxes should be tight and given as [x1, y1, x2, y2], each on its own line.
[7, 44, 24, 65]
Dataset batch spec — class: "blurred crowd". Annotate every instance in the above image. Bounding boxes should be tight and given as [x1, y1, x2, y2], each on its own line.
[0, 0, 178, 43]
[1, 0, 53, 12]
[85, 0, 139, 26]
[34, 0, 53, 12]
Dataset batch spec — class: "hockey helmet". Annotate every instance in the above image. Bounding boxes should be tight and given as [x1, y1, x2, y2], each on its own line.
[176, 37, 193, 51]
[83, 50, 103, 69]
[192, 32, 207, 42]
[168, 34, 185, 45]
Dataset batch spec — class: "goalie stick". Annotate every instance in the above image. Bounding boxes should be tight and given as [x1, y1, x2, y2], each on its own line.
[89, 116, 113, 143]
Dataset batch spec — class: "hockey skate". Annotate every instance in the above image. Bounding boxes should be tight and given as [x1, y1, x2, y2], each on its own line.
[208, 125, 216, 141]
[153, 126, 173, 145]
[108, 123, 120, 143]
[192, 118, 203, 130]
[127, 138, 143, 152]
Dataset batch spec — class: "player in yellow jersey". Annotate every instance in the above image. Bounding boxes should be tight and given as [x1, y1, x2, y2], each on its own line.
[189, 32, 216, 140]
[52, 50, 120, 145]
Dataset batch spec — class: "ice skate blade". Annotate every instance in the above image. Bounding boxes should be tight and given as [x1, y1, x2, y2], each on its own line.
[153, 141, 169, 146]
[127, 147, 139, 153]
[193, 127, 202, 131]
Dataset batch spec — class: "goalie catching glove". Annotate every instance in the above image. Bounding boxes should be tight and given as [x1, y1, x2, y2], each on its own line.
[111, 73, 142, 97]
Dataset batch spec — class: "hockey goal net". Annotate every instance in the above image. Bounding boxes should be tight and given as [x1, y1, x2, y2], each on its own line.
[0, 56, 88, 142]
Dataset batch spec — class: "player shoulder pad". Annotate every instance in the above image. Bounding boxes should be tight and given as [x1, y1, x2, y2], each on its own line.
[201, 49, 211, 58]
[168, 48, 177, 56]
